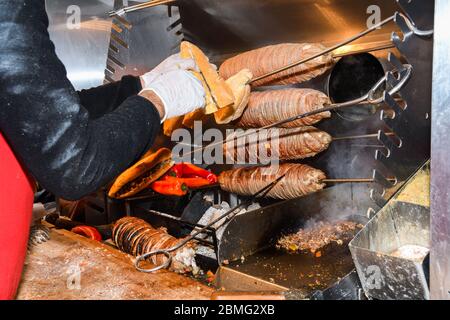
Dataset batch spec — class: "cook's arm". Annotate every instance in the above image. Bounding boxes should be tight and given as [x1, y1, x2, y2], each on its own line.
[0, 0, 160, 200]
[77, 75, 143, 119]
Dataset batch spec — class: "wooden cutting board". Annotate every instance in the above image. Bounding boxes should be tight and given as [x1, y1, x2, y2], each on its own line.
[16, 227, 213, 300]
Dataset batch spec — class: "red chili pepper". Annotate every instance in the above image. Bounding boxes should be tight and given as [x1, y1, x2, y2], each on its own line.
[164, 176, 212, 189]
[167, 163, 184, 178]
[151, 179, 188, 196]
[180, 163, 217, 183]
[71, 226, 102, 241]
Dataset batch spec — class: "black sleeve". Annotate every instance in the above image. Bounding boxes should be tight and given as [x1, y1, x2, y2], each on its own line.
[0, 0, 161, 200]
[77, 75, 143, 119]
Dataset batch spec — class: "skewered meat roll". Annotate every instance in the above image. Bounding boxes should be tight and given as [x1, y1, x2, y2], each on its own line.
[218, 164, 326, 200]
[224, 127, 332, 162]
[219, 43, 334, 87]
[236, 88, 331, 128]
[113, 217, 199, 274]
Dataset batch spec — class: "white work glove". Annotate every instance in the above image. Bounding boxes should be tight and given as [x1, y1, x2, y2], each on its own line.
[140, 53, 199, 88]
[141, 69, 206, 122]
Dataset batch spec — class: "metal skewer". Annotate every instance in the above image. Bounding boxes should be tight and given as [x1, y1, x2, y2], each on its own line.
[134, 174, 286, 273]
[108, 0, 176, 17]
[322, 178, 396, 183]
[332, 132, 395, 141]
[332, 42, 396, 58]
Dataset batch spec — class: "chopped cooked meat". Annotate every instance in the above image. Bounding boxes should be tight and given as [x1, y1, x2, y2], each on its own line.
[277, 221, 364, 254]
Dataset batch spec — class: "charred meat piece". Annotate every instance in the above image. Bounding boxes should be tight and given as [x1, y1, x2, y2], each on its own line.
[218, 163, 326, 200]
[236, 89, 331, 129]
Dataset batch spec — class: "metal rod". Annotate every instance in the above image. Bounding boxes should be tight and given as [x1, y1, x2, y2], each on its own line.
[108, 0, 176, 17]
[344, 144, 386, 148]
[332, 132, 395, 141]
[322, 178, 396, 183]
[356, 97, 403, 105]
[332, 42, 396, 58]
[249, 14, 396, 84]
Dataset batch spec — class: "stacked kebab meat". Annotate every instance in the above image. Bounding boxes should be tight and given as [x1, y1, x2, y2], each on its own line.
[113, 217, 199, 274]
[217, 43, 336, 200]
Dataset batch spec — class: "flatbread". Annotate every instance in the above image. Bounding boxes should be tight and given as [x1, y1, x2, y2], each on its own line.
[214, 69, 253, 124]
[108, 148, 174, 199]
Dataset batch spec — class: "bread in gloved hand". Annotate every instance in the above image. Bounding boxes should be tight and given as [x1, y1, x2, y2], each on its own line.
[180, 41, 234, 114]
[214, 69, 253, 124]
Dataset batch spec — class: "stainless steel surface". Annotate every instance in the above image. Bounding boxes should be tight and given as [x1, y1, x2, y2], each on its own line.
[371, 1, 434, 205]
[178, 0, 399, 60]
[214, 266, 288, 292]
[104, 0, 182, 83]
[226, 214, 367, 296]
[349, 201, 430, 300]
[108, 0, 176, 17]
[46, 0, 113, 90]
[430, 0, 450, 301]
[218, 183, 373, 262]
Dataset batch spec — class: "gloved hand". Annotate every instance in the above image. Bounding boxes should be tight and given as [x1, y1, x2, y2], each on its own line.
[141, 69, 206, 121]
[140, 53, 198, 88]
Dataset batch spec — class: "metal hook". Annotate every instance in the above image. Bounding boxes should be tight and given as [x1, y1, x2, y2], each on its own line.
[135, 249, 173, 273]
[397, 12, 434, 37]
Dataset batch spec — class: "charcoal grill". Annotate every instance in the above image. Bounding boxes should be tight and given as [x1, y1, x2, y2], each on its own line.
[73, 0, 436, 299]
